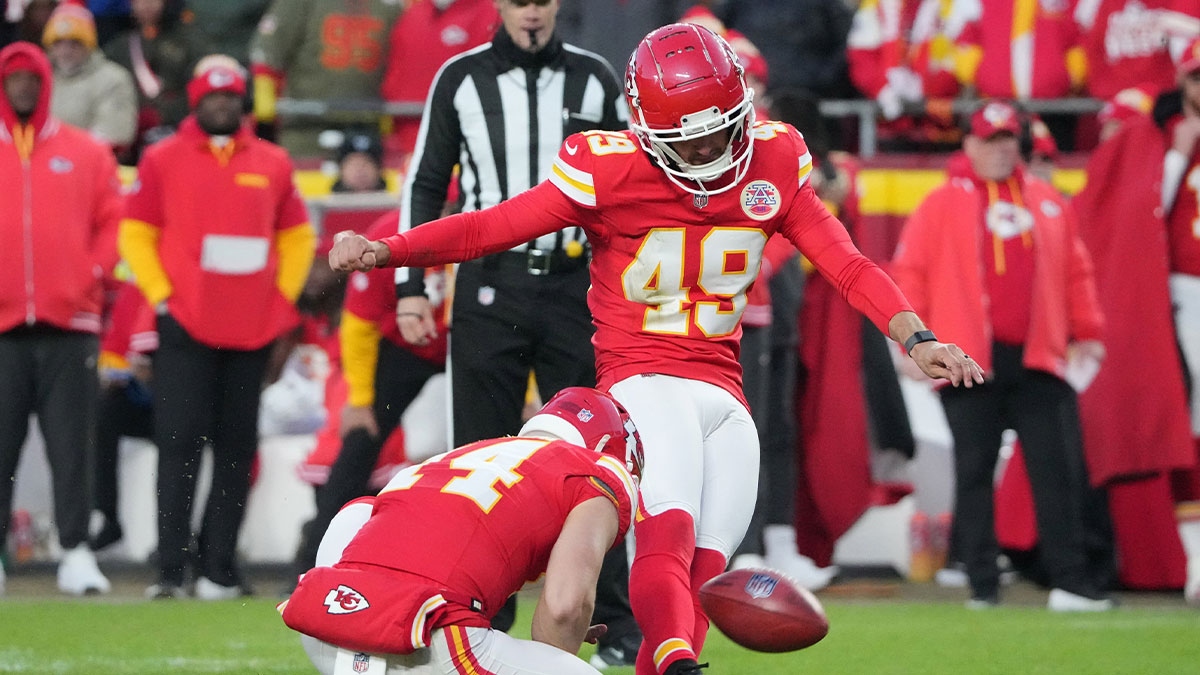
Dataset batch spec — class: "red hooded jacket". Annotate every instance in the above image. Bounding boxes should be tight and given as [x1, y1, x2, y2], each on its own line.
[891, 166, 1104, 380]
[0, 42, 122, 334]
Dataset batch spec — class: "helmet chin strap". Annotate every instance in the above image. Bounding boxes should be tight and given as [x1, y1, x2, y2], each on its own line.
[659, 143, 735, 182]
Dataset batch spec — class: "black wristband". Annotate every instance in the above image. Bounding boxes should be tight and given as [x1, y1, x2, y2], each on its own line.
[904, 330, 938, 355]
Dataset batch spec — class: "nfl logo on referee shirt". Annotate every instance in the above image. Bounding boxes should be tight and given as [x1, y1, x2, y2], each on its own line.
[478, 285, 495, 306]
[745, 572, 779, 599]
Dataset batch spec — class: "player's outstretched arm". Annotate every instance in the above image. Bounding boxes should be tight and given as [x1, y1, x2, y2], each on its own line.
[889, 311, 985, 387]
[531, 497, 618, 654]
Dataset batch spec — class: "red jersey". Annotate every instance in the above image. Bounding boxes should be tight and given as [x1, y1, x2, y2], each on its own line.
[956, 0, 1084, 99]
[1076, 0, 1199, 99]
[338, 437, 636, 621]
[343, 215, 447, 363]
[380, 0, 497, 157]
[381, 122, 912, 406]
[100, 280, 157, 368]
[1166, 117, 1200, 275]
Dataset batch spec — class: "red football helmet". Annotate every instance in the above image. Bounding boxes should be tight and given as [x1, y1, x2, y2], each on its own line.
[625, 23, 756, 195]
[520, 387, 644, 480]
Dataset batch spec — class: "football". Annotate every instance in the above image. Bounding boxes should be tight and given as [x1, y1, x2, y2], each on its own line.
[698, 568, 829, 652]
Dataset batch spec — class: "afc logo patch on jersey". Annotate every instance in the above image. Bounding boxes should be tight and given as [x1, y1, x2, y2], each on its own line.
[741, 181, 781, 221]
[324, 584, 371, 615]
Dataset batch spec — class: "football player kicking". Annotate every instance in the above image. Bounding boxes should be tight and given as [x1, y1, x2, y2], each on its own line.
[329, 23, 983, 675]
[280, 387, 643, 674]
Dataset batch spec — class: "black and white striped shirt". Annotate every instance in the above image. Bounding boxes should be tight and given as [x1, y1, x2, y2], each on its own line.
[396, 27, 627, 295]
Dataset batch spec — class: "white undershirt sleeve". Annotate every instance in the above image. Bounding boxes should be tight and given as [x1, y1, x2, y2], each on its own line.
[1163, 149, 1190, 214]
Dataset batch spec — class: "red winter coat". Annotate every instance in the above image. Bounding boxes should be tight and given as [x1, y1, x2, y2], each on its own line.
[0, 42, 122, 334]
[891, 167, 1103, 380]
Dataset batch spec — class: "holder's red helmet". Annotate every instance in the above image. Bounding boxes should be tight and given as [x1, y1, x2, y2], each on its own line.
[520, 387, 644, 480]
[625, 23, 756, 195]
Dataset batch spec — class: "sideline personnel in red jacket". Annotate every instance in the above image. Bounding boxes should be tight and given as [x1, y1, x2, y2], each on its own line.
[119, 54, 316, 600]
[892, 100, 1109, 612]
[0, 41, 122, 597]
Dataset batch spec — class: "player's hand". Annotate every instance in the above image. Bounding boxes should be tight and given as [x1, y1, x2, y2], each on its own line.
[396, 296, 438, 347]
[1070, 339, 1105, 363]
[583, 623, 607, 645]
[341, 405, 379, 438]
[329, 231, 388, 272]
[910, 341, 985, 388]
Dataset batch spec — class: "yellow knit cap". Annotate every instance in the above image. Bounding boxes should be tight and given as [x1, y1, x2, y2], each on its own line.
[42, 4, 98, 51]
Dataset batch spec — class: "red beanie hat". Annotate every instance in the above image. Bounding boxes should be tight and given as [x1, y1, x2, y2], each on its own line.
[186, 55, 247, 108]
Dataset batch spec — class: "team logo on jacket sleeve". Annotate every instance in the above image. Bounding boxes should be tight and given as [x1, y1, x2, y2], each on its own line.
[741, 181, 780, 221]
[324, 584, 371, 614]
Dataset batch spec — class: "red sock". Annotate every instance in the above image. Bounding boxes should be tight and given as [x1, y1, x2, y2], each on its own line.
[689, 547, 727, 655]
[630, 509, 698, 675]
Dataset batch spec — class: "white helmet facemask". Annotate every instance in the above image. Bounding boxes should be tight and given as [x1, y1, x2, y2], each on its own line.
[629, 87, 756, 196]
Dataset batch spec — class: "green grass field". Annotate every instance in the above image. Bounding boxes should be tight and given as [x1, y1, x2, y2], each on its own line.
[2, 590, 1198, 674]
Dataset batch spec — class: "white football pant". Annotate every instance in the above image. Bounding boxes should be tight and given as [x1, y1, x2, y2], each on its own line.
[609, 373, 760, 558]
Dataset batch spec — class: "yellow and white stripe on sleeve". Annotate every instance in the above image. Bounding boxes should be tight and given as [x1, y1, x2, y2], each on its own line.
[550, 156, 597, 207]
[798, 150, 814, 189]
[595, 454, 639, 530]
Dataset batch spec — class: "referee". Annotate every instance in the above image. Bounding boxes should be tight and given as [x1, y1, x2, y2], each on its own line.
[388, 0, 640, 666]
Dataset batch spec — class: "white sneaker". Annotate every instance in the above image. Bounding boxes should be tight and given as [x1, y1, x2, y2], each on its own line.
[1185, 559, 1200, 606]
[1047, 588, 1113, 612]
[965, 596, 998, 610]
[145, 582, 188, 600]
[935, 565, 968, 588]
[765, 551, 838, 591]
[730, 554, 766, 571]
[56, 544, 111, 596]
[195, 576, 242, 601]
[762, 524, 838, 591]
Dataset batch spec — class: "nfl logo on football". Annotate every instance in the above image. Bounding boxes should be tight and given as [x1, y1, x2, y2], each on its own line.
[745, 572, 779, 599]
[353, 653, 371, 673]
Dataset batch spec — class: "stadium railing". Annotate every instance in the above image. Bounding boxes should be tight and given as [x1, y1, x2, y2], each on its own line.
[275, 96, 1106, 158]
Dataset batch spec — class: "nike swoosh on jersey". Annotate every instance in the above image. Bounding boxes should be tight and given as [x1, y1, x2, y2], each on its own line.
[565, 142, 578, 155]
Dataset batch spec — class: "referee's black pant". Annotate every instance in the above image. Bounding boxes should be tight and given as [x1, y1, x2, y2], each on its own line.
[0, 327, 98, 553]
[940, 342, 1097, 600]
[450, 256, 637, 644]
[152, 313, 270, 588]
